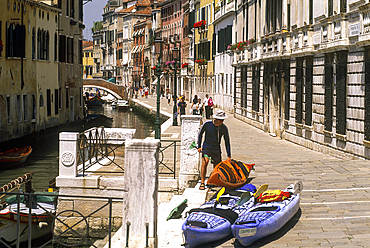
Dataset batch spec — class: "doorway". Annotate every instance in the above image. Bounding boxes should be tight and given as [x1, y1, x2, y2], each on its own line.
[70, 97, 74, 122]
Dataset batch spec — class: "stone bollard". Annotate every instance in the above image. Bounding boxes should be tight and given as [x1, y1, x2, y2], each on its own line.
[59, 132, 79, 177]
[122, 139, 160, 248]
[179, 115, 202, 192]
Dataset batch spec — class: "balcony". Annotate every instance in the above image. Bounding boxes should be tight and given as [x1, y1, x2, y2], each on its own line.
[215, 0, 235, 20]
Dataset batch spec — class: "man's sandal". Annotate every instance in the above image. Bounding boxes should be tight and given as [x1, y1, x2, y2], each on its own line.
[199, 183, 206, 190]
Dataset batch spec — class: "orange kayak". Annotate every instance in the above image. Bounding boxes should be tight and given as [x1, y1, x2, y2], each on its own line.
[207, 160, 254, 189]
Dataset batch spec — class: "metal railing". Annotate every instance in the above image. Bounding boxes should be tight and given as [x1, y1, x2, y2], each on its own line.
[76, 127, 181, 178]
[77, 127, 125, 175]
[0, 191, 122, 248]
[158, 140, 180, 179]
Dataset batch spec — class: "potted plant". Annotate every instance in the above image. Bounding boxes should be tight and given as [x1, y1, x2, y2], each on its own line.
[181, 63, 188, 68]
[193, 20, 207, 29]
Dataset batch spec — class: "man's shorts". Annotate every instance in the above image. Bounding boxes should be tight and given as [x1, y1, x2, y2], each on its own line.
[202, 148, 221, 166]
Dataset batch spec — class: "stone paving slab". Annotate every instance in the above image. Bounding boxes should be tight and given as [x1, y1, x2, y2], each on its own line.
[134, 96, 370, 248]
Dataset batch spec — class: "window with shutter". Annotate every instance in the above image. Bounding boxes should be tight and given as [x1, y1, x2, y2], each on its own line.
[284, 60, 291, 120]
[365, 47, 370, 141]
[324, 53, 334, 132]
[296, 57, 303, 124]
[336, 51, 347, 135]
[305, 56, 313, 126]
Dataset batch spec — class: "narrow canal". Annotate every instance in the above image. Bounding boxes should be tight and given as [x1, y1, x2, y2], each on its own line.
[0, 104, 155, 191]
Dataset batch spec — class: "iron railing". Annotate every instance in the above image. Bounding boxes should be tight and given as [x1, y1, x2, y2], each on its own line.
[76, 127, 180, 178]
[77, 127, 125, 175]
[0, 191, 123, 248]
[158, 140, 180, 179]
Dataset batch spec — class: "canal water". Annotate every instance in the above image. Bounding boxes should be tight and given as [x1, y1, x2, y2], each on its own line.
[0, 104, 155, 191]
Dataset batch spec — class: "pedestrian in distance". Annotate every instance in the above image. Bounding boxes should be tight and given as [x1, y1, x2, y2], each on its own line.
[197, 98, 204, 117]
[197, 110, 231, 190]
[203, 94, 211, 119]
[208, 97, 214, 116]
[165, 87, 171, 105]
[177, 96, 187, 117]
[190, 95, 199, 115]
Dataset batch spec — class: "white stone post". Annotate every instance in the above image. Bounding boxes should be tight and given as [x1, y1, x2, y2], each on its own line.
[59, 132, 79, 177]
[122, 139, 160, 248]
[179, 115, 202, 191]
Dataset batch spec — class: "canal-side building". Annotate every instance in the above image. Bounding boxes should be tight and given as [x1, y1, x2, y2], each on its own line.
[83, 41, 94, 78]
[0, 0, 84, 143]
[232, 1, 370, 159]
[0, 0, 60, 141]
[212, 0, 233, 111]
[56, 0, 84, 125]
[92, 30, 104, 78]
[132, 20, 147, 87]
[120, 1, 151, 87]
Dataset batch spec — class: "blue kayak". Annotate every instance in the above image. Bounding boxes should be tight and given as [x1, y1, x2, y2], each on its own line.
[231, 186, 300, 246]
[182, 184, 256, 248]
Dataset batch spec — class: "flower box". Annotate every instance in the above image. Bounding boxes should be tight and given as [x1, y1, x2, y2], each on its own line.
[195, 59, 207, 65]
[193, 20, 206, 28]
[181, 63, 188, 68]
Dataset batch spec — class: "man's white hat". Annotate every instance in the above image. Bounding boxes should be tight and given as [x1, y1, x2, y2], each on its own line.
[213, 110, 228, 120]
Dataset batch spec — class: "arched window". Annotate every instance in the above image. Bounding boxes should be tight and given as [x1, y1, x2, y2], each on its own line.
[6, 23, 14, 57]
[41, 29, 45, 60]
[39, 94, 44, 107]
[32, 95, 36, 119]
[45, 31, 49, 60]
[37, 28, 41, 59]
[32, 28, 35, 59]
[54, 33, 58, 61]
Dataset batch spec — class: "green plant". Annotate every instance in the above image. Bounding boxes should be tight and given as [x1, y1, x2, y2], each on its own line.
[91, 21, 103, 33]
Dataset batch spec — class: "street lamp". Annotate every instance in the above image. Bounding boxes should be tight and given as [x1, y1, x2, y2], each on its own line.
[172, 47, 180, 126]
[154, 37, 163, 139]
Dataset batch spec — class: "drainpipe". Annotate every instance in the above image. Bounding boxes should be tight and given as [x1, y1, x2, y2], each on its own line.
[21, 3, 24, 90]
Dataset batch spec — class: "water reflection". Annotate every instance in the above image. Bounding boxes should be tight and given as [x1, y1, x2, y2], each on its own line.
[0, 104, 155, 191]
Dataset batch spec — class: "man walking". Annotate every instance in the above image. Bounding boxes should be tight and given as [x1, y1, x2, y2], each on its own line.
[197, 110, 231, 190]
[203, 94, 210, 119]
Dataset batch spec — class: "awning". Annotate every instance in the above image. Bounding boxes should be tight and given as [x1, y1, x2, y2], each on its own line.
[136, 45, 143, 53]
[133, 45, 140, 53]
[132, 30, 137, 38]
[139, 29, 144, 35]
[131, 45, 137, 53]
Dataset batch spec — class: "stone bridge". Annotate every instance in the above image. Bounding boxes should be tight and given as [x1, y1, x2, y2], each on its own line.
[83, 78, 128, 100]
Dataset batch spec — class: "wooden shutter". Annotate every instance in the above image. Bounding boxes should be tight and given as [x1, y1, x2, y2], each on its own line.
[336, 51, 347, 135]
[324, 53, 334, 131]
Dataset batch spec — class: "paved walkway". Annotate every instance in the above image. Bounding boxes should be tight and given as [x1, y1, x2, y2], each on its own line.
[135, 95, 370, 248]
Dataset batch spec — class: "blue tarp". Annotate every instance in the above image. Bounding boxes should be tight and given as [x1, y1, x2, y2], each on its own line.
[107, 77, 116, 83]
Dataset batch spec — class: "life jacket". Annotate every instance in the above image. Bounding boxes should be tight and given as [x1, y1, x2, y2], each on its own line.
[256, 190, 291, 203]
[207, 159, 254, 189]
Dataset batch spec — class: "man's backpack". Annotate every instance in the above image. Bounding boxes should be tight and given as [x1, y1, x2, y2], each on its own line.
[208, 98, 214, 107]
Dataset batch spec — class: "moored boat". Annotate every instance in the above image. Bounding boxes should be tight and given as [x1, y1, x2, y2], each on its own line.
[182, 184, 256, 248]
[0, 146, 32, 167]
[0, 192, 57, 246]
[86, 95, 104, 108]
[231, 182, 302, 247]
[112, 100, 129, 110]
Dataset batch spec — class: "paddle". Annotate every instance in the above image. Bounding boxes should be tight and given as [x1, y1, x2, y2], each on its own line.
[189, 141, 213, 162]
[166, 199, 188, 221]
[214, 187, 225, 208]
[253, 184, 268, 203]
[232, 192, 252, 209]
[189, 141, 197, 149]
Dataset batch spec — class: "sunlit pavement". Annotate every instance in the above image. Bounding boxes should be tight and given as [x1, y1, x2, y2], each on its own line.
[136, 95, 370, 248]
